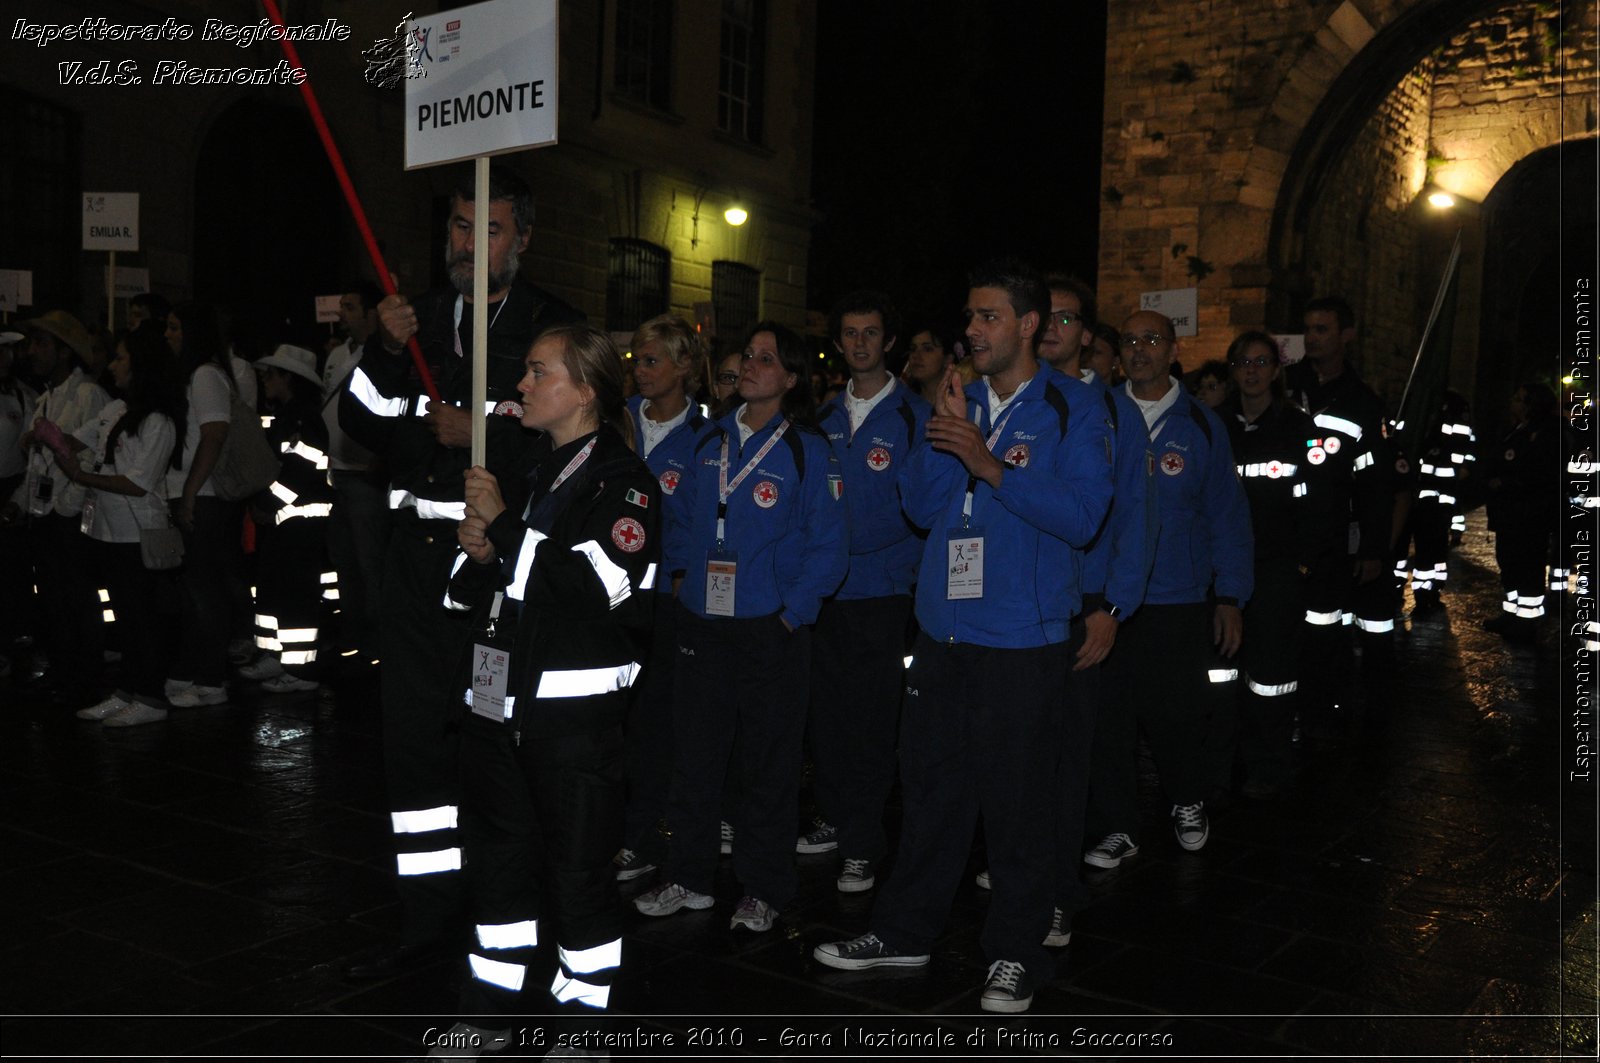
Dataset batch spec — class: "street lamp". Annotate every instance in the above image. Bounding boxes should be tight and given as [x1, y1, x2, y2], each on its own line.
[724, 205, 748, 226]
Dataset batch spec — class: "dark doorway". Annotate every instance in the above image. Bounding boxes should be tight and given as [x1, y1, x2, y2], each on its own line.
[1475, 140, 1597, 437]
[193, 100, 347, 357]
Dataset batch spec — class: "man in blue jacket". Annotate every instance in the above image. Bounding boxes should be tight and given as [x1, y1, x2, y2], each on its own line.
[1083, 310, 1253, 869]
[807, 291, 931, 893]
[814, 259, 1114, 1014]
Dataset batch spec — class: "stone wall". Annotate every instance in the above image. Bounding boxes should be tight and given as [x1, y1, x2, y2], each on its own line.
[1099, 0, 1596, 404]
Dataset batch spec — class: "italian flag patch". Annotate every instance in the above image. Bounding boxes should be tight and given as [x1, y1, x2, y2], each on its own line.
[625, 488, 649, 509]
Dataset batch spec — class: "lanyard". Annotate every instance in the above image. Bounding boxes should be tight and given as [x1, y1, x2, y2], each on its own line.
[960, 401, 1023, 525]
[716, 419, 789, 544]
[548, 436, 598, 494]
[452, 290, 510, 358]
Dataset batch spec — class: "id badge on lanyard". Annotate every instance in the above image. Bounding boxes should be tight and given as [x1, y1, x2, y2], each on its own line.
[469, 591, 513, 722]
[706, 422, 788, 618]
[945, 403, 1019, 601]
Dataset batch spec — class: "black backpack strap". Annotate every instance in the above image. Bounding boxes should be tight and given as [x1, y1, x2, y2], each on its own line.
[783, 427, 807, 483]
[897, 397, 916, 442]
[1186, 397, 1213, 444]
[1043, 380, 1071, 440]
[1101, 389, 1119, 431]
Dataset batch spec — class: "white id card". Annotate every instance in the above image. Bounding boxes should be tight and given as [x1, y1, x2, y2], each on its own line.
[705, 551, 737, 617]
[469, 642, 511, 721]
[79, 492, 97, 536]
[947, 530, 984, 600]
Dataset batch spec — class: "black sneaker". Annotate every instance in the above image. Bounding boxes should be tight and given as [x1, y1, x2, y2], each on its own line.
[1083, 833, 1139, 868]
[1172, 802, 1209, 851]
[836, 857, 875, 893]
[1042, 906, 1071, 947]
[813, 932, 929, 970]
[613, 847, 656, 882]
[979, 959, 1033, 1013]
[796, 818, 839, 854]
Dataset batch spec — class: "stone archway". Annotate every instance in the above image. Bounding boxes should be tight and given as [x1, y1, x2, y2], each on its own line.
[1096, 0, 1597, 400]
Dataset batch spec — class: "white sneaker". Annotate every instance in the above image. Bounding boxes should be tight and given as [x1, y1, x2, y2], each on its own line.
[168, 684, 227, 707]
[975, 868, 992, 890]
[163, 678, 194, 701]
[1043, 906, 1072, 947]
[729, 895, 776, 932]
[238, 655, 284, 680]
[103, 701, 169, 727]
[77, 694, 133, 721]
[261, 672, 319, 694]
[634, 881, 714, 917]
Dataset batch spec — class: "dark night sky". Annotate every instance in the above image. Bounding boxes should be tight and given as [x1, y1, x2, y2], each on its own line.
[807, 1, 1108, 336]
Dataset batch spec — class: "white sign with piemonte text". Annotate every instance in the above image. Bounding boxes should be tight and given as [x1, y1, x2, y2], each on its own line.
[404, 0, 558, 170]
[1139, 287, 1198, 338]
[83, 193, 140, 251]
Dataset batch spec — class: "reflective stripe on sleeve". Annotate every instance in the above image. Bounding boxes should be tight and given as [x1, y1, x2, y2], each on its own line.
[507, 529, 549, 600]
[1305, 609, 1342, 625]
[1354, 617, 1395, 633]
[571, 540, 632, 609]
[349, 367, 407, 417]
[535, 663, 642, 699]
[1247, 678, 1298, 697]
[443, 550, 473, 611]
[1207, 668, 1239, 683]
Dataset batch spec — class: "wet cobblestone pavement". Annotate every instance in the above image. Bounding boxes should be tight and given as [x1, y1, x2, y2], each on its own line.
[3, 511, 1595, 1060]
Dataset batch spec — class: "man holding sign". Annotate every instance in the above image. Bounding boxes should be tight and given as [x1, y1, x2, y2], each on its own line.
[814, 259, 1113, 1014]
[339, 165, 581, 979]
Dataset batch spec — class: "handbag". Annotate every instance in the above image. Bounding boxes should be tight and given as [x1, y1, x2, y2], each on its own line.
[118, 494, 185, 571]
[210, 387, 281, 502]
[139, 523, 185, 571]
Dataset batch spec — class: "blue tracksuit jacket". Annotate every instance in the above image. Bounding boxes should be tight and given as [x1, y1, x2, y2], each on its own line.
[1080, 375, 1157, 618]
[1132, 384, 1254, 607]
[817, 380, 931, 599]
[665, 408, 849, 626]
[899, 365, 1115, 648]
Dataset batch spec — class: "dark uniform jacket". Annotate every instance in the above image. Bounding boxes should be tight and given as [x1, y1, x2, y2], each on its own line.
[1223, 398, 1337, 570]
[1288, 363, 1394, 561]
[445, 425, 660, 738]
[339, 278, 584, 524]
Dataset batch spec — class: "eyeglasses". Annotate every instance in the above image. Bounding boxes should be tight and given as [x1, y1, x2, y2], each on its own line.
[715, 372, 739, 385]
[1119, 331, 1169, 350]
[1051, 310, 1082, 328]
[1230, 355, 1274, 369]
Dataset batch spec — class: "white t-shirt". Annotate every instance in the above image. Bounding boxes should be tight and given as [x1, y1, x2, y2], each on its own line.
[230, 353, 258, 410]
[639, 397, 691, 459]
[166, 363, 233, 499]
[844, 374, 896, 437]
[15, 368, 110, 517]
[1126, 377, 1182, 435]
[320, 340, 374, 471]
[76, 400, 178, 544]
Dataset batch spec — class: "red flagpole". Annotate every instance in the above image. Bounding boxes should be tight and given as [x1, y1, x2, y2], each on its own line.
[259, 0, 440, 402]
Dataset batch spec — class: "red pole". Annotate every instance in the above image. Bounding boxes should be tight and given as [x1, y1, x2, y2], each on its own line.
[259, 0, 440, 402]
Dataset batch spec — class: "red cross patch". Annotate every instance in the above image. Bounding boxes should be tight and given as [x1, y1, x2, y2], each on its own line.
[753, 480, 779, 508]
[1160, 451, 1185, 476]
[611, 517, 645, 553]
[1266, 460, 1283, 479]
[1323, 436, 1341, 454]
[659, 469, 680, 495]
[1004, 443, 1030, 468]
[1307, 446, 1326, 465]
[1395, 457, 1410, 475]
[493, 400, 525, 418]
[866, 446, 891, 471]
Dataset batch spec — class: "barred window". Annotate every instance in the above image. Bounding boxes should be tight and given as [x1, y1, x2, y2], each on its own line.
[717, 0, 765, 143]
[607, 238, 671, 332]
[712, 261, 760, 344]
[614, 0, 673, 110]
